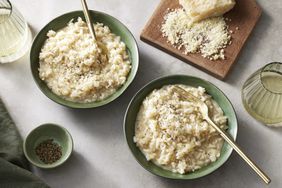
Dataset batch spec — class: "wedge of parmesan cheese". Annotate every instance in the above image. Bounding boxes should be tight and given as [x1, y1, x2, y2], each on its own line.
[179, 0, 236, 22]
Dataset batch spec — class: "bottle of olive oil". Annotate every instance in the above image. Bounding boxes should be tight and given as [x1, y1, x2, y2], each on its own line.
[242, 62, 282, 126]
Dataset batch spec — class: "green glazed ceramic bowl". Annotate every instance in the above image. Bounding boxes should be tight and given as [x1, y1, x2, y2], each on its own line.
[30, 10, 139, 108]
[124, 75, 238, 179]
[23, 124, 73, 169]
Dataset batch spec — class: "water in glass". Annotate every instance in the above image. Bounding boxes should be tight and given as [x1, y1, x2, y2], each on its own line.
[242, 62, 282, 126]
[0, 0, 31, 63]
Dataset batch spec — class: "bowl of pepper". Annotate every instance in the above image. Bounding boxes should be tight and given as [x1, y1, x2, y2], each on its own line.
[23, 123, 73, 169]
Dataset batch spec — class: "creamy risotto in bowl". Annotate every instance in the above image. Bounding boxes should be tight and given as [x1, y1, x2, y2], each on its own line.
[124, 75, 238, 179]
[30, 10, 139, 108]
[134, 85, 228, 174]
[39, 17, 131, 103]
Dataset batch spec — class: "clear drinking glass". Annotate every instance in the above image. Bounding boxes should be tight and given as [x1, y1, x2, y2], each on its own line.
[242, 62, 282, 127]
[0, 0, 32, 63]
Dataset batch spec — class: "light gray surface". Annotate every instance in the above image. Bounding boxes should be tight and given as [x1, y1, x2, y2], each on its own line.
[0, 0, 281, 187]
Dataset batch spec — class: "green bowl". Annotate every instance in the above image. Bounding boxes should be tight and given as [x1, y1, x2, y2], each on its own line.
[30, 10, 139, 108]
[124, 75, 238, 179]
[23, 124, 73, 169]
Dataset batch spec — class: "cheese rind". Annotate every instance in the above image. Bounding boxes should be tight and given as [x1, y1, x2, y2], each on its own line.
[179, 0, 236, 22]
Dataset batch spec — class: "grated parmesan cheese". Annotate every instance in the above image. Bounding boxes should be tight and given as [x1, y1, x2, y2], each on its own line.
[161, 9, 232, 60]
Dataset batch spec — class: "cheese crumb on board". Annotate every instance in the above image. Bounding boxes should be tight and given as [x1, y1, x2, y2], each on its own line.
[161, 9, 232, 60]
[179, 0, 236, 22]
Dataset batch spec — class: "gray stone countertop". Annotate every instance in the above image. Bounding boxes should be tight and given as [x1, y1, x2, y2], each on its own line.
[0, 0, 281, 187]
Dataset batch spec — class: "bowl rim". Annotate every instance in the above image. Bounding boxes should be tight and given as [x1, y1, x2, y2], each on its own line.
[123, 74, 238, 179]
[23, 123, 74, 169]
[30, 10, 139, 109]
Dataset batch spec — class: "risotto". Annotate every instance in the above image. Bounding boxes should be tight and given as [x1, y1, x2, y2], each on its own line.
[134, 85, 228, 174]
[38, 17, 131, 103]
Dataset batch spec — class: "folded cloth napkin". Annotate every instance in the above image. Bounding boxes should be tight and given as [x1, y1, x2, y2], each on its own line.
[0, 98, 49, 188]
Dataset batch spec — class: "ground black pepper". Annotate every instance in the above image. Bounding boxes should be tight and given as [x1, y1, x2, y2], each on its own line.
[35, 139, 62, 164]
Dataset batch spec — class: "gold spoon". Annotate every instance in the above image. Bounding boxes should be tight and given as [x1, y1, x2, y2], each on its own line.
[173, 86, 271, 185]
[81, 0, 108, 63]
[81, 0, 97, 41]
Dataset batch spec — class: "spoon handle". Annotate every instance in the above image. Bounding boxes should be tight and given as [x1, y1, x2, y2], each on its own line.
[206, 118, 271, 184]
[81, 0, 97, 41]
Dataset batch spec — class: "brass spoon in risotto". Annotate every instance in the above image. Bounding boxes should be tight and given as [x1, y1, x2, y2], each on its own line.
[173, 86, 271, 184]
[81, 0, 108, 63]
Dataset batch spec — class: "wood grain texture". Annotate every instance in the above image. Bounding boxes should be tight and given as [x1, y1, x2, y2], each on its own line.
[140, 0, 262, 79]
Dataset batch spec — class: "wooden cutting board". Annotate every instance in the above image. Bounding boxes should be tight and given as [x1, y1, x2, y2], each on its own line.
[140, 0, 262, 79]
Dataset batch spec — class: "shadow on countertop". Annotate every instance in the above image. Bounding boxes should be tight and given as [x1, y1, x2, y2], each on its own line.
[34, 151, 117, 188]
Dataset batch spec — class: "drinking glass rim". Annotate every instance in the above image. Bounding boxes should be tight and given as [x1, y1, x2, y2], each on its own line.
[0, 0, 12, 17]
[259, 62, 282, 95]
